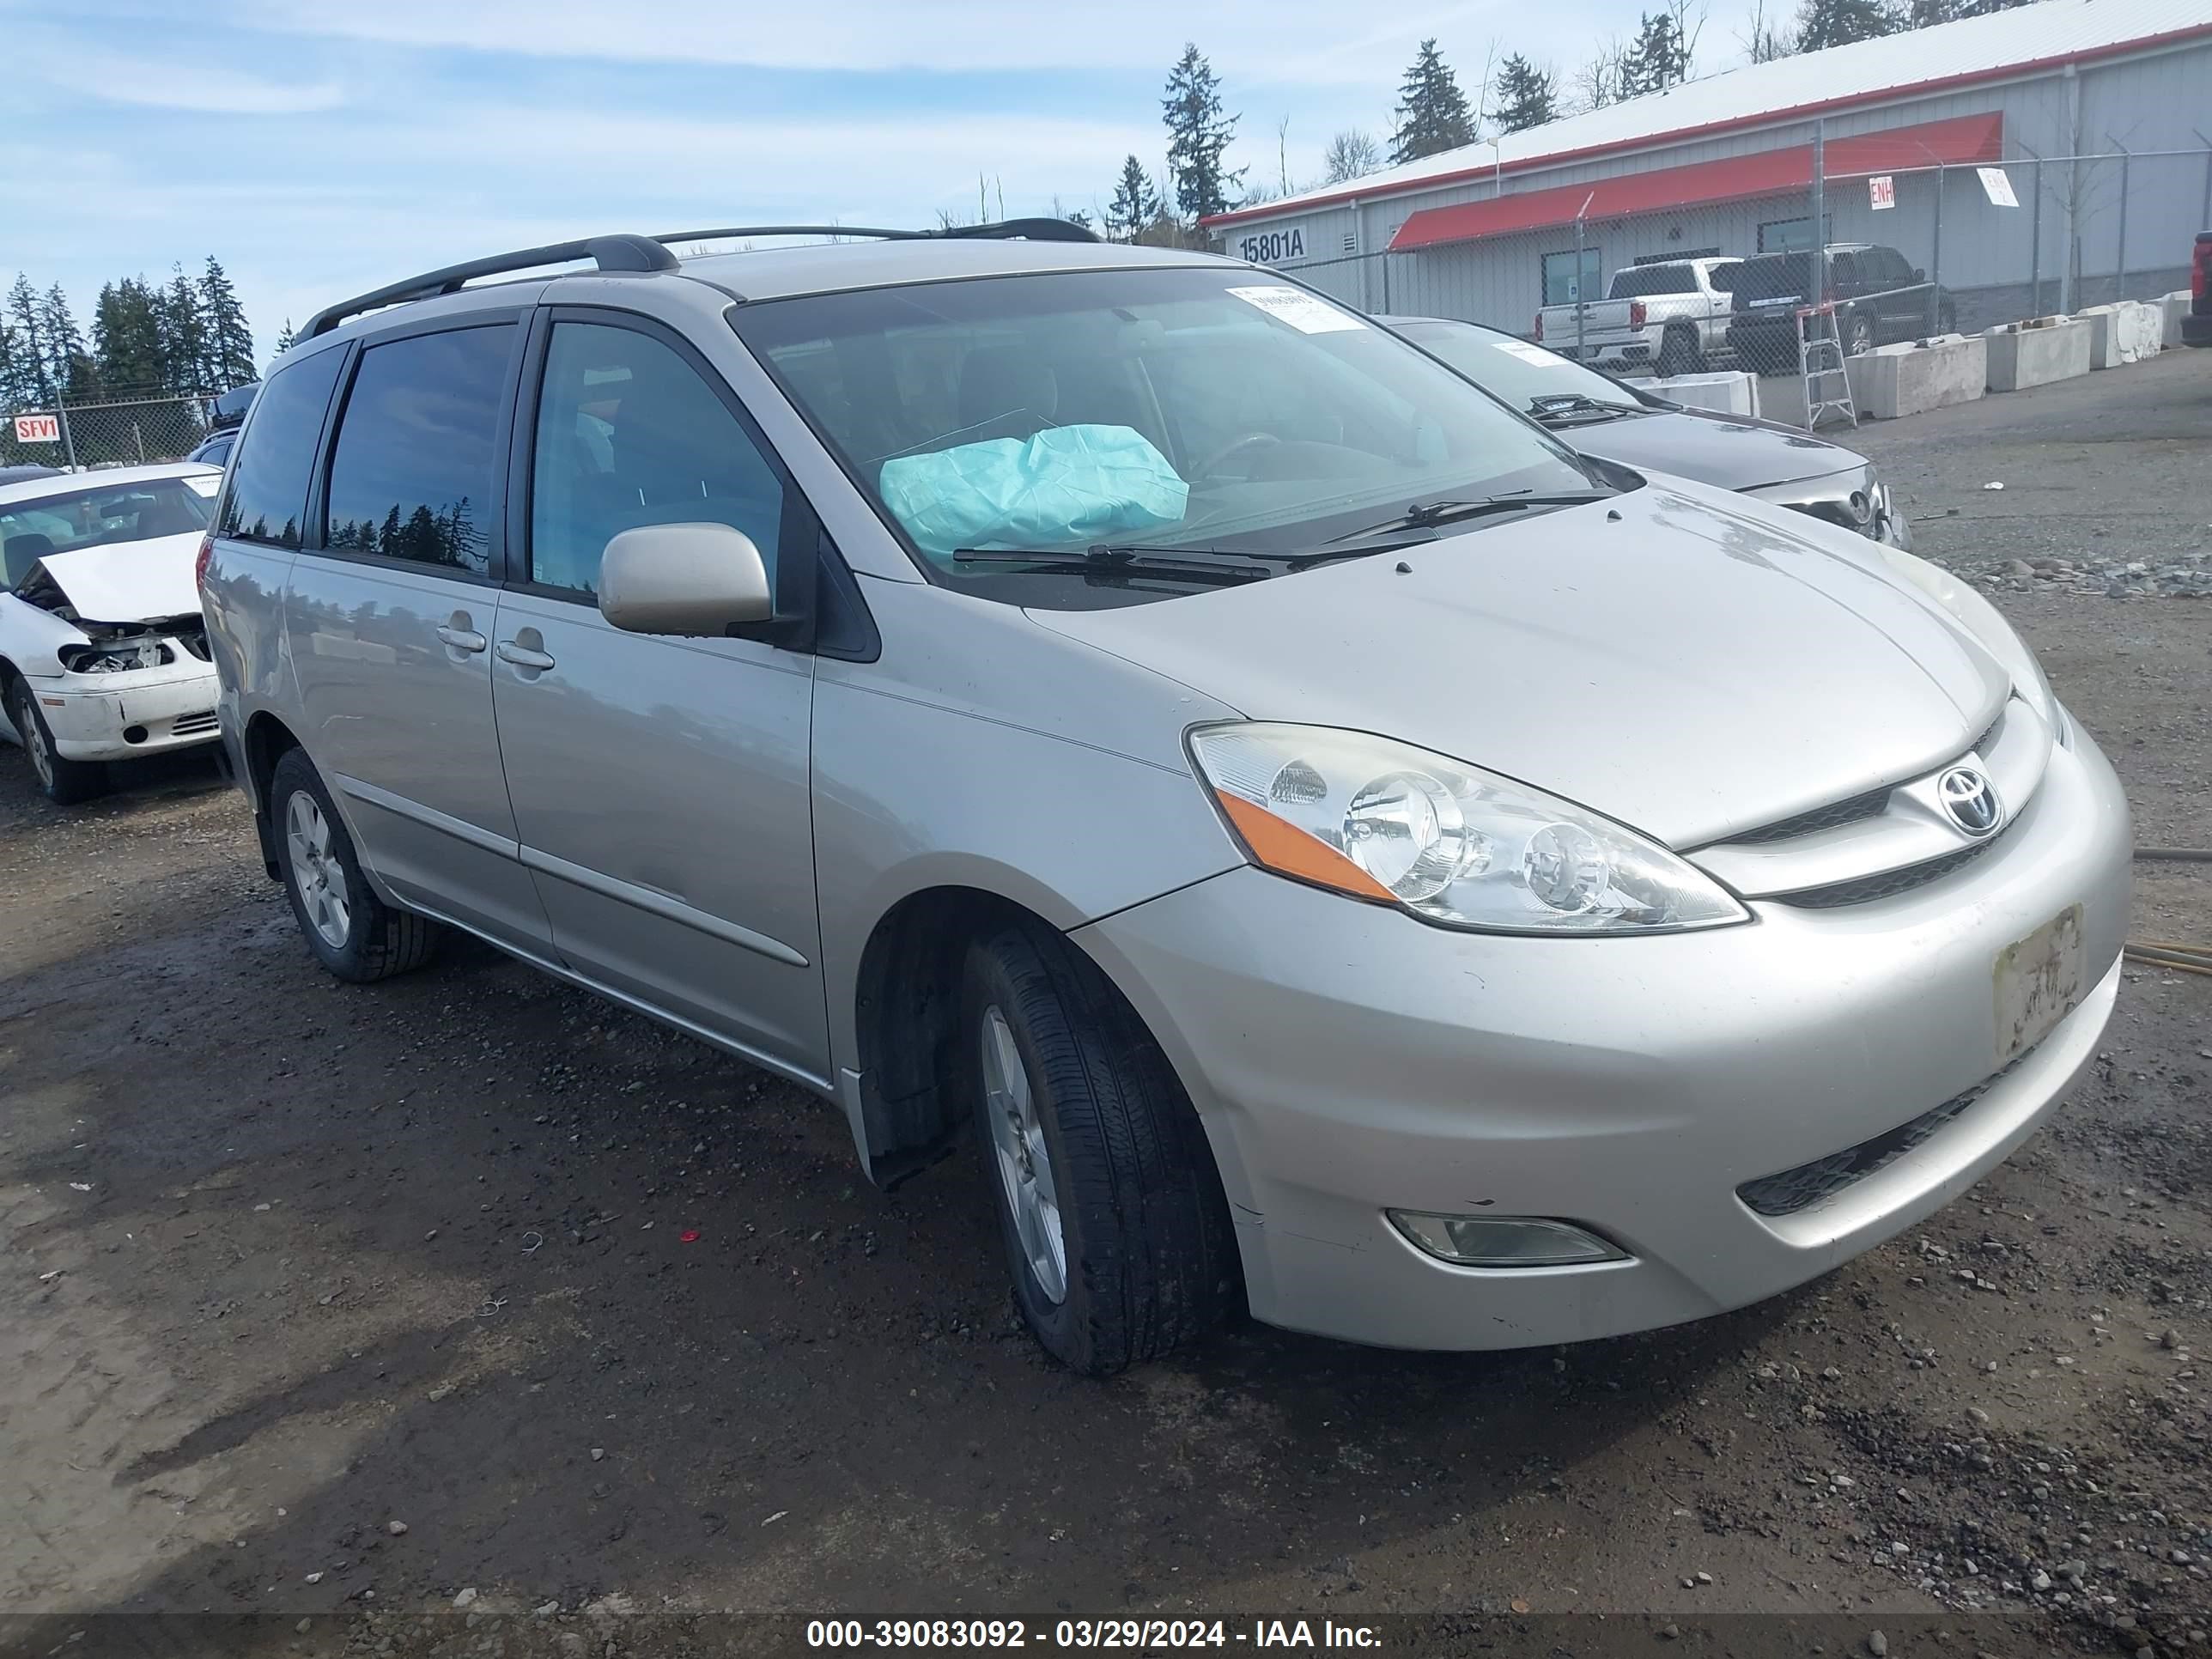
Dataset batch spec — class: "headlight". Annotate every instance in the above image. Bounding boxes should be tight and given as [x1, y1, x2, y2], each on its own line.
[1188, 724, 1748, 936]
[59, 641, 168, 674]
[1876, 548, 2057, 728]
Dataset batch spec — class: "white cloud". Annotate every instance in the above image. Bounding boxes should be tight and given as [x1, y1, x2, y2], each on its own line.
[223, 0, 1496, 85]
[21, 35, 345, 115]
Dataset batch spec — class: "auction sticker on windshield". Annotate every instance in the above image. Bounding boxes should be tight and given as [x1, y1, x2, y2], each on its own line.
[1492, 340, 1567, 367]
[1993, 903, 2085, 1066]
[1226, 286, 1365, 334]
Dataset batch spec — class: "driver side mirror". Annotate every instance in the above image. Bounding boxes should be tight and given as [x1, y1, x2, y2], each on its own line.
[598, 522, 774, 637]
[1913, 267, 1926, 283]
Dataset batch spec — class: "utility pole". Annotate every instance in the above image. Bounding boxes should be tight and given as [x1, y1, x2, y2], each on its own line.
[1574, 192, 1595, 364]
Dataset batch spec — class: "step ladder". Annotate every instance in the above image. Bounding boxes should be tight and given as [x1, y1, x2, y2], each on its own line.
[1797, 304, 1857, 430]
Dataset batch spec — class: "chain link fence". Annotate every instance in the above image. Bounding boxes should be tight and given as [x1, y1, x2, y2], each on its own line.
[2, 393, 221, 473]
[1264, 143, 2210, 371]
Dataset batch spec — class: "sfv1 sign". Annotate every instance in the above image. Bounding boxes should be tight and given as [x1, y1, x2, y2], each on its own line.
[1237, 227, 1307, 264]
[12, 413, 60, 444]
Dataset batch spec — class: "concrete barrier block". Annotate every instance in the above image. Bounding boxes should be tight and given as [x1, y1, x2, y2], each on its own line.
[1646, 369, 1759, 417]
[1984, 318, 2091, 392]
[2077, 305, 2121, 369]
[1844, 333, 1987, 418]
[2122, 300, 2163, 361]
[2162, 291, 2192, 349]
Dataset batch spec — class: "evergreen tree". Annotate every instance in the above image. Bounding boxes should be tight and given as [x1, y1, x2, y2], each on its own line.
[1106, 155, 1162, 242]
[1620, 13, 1692, 95]
[274, 319, 296, 355]
[1322, 129, 1382, 184]
[1391, 40, 1479, 165]
[39, 284, 95, 401]
[158, 265, 210, 393]
[0, 314, 29, 413]
[93, 279, 167, 396]
[1794, 0, 1899, 51]
[1161, 45, 1243, 224]
[1491, 56, 1560, 133]
[199, 257, 257, 386]
[8, 276, 53, 405]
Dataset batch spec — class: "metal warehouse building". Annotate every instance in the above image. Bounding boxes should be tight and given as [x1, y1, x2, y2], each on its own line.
[1204, 0, 2212, 337]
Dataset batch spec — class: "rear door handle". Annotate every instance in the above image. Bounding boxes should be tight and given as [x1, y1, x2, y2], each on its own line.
[496, 640, 556, 671]
[435, 624, 487, 653]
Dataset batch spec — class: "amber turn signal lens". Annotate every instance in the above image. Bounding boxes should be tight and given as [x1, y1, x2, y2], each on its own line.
[1214, 791, 1396, 904]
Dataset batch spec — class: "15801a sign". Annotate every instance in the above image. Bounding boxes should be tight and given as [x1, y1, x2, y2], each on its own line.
[1236, 228, 1307, 264]
[12, 414, 60, 444]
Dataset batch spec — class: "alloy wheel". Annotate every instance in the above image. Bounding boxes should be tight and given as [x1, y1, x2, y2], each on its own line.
[980, 1004, 1068, 1304]
[285, 790, 352, 950]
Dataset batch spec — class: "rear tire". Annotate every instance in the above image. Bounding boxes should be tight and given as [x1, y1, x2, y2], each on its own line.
[1656, 327, 1701, 377]
[270, 747, 443, 982]
[1844, 311, 1876, 356]
[961, 923, 1239, 1375]
[8, 679, 106, 805]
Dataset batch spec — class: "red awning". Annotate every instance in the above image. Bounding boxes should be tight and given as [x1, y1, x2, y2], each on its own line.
[1388, 112, 2003, 251]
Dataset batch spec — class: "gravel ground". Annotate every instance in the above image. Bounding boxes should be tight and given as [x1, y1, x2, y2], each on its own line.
[3, 349, 2208, 1659]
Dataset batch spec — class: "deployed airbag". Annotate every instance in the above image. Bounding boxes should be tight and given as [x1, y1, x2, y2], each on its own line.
[879, 424, 1189, 561]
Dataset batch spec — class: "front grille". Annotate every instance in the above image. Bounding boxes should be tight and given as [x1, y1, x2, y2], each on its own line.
[1731, 782, 1894, 844]
[1737, 1050, 2027, 1217]
[171, 711, 218, 736]
[1771, 837, 1998, 908]
[1729, 705, 2009, 850]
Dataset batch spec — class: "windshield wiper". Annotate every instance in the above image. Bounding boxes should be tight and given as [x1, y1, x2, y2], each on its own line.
[951, 544, 1276, 584]
[1326, 489, 1613, 545]
[1528, 393, 1646, 422]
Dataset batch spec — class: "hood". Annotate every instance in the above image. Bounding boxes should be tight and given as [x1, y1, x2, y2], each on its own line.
[1029, 480, 2008, 848]
[1561, 407, 1865, 494]
[23, 532, 204, 626]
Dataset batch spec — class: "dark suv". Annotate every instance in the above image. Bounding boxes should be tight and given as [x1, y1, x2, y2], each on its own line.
[1724, 243, 1956, 374]
[2185, 232, 2210, 347]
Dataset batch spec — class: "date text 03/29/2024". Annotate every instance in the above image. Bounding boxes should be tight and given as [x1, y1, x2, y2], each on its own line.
[805, 1619, 1382, 1649]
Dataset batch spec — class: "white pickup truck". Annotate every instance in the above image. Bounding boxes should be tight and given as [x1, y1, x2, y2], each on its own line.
[1533, 256, 1741, 376]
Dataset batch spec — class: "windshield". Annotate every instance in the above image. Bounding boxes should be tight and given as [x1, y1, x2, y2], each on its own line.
[2, 476, 216, 586]
[731, 267, 1597, 599]
[1394, 319, 1646, 412]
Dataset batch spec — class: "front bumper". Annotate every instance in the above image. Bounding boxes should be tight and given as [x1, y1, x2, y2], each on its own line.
[1074, 723, 2130, 1350]
[30, 665, 221, 762]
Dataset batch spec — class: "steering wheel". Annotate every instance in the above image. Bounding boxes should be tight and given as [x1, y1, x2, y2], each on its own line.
[1194, 431, 1285, 479]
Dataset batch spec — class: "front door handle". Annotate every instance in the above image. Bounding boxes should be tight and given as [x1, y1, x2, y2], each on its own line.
[496, 640, 556, 672]
[435, 623, 487, 653]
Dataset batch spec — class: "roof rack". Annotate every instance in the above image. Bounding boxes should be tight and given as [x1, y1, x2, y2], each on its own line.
[653, 217, 1102, 247]
[301, 217, 1103, 338]
[302, 234, 678, 338]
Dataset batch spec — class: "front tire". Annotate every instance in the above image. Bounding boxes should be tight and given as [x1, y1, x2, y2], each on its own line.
[8, 680, 106, 805]
[270, 747, 443, 982]
[961, 924, 1238, 1375]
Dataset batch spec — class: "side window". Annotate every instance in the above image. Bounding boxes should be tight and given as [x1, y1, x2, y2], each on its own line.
[527, 321, 782, 599]
[324, 325, 514, 575]
[220, 346, 345, 549]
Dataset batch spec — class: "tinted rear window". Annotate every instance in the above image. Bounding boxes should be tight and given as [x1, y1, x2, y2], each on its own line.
[1729, 254, 1812, 303]
[325, 325, 514, 575]
[220, 348, 345, 549]
[1608, 264, 1698, 297]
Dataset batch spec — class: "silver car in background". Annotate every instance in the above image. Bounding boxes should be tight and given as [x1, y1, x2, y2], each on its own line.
[202, 225, 2130, 1374]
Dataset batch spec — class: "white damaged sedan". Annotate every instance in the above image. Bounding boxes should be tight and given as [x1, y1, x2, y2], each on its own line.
[0, 463, 223, 803]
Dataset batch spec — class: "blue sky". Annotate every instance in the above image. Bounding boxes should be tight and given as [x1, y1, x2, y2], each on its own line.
[4, 0, 1763, 366]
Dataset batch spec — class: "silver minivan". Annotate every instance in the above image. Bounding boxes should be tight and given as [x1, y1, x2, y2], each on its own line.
[202, 224, 2130, 1374]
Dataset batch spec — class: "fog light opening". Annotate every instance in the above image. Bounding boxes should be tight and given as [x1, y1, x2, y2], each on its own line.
[1388, 1211, 1629, 1268]
[123, 725, 149, 745]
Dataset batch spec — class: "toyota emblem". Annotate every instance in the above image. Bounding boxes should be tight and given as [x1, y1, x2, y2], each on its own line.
[1936, 766, 2002, 837]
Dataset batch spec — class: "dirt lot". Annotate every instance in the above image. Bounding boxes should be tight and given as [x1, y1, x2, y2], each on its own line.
[3, 350, 2209, 1657]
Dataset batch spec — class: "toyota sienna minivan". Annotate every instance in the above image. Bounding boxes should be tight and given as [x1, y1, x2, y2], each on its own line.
[201, 222, 2130, 1374]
